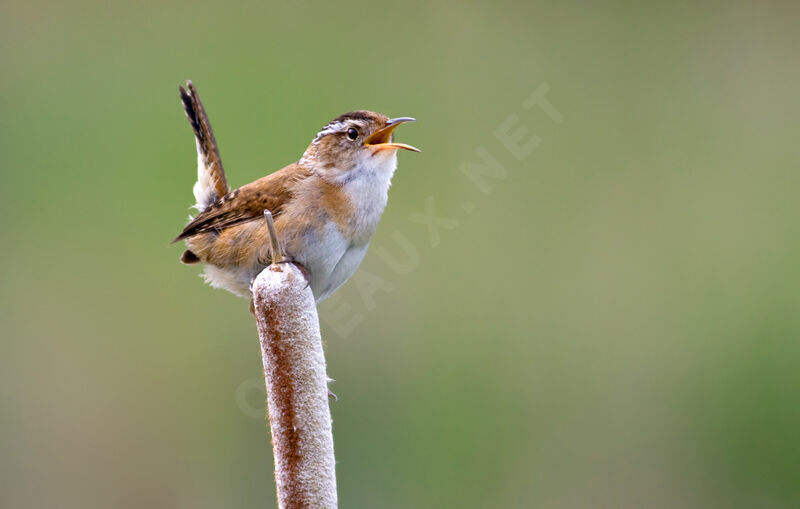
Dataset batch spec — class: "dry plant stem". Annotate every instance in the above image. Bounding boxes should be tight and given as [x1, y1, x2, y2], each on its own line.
[264, 210, 286, 262]
[253, 210, 337, 509]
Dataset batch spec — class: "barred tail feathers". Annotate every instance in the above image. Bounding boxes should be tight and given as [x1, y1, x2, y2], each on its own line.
[179, 81, 229, 211]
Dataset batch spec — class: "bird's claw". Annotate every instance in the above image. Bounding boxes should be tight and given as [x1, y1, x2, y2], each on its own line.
[274, 259, 312, 289]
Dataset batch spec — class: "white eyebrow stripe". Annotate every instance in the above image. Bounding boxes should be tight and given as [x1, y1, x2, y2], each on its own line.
[313, 121, 347, 143]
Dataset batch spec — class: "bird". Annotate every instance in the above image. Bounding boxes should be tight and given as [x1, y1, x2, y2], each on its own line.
[173, 81, 419, 310]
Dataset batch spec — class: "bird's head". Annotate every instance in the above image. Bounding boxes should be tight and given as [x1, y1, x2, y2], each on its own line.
[300, 110, 419, 181]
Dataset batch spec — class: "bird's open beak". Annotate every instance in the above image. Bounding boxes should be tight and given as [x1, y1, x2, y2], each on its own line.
[365, 117, 420, 152]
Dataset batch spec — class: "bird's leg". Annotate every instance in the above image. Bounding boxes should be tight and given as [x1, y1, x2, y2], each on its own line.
[248, 280, 257, 315]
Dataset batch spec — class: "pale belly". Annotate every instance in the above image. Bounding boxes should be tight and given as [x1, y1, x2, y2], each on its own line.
[201, 222, 369, 303]
[299, 222, 369, 303]
[313, 243, 368, 302]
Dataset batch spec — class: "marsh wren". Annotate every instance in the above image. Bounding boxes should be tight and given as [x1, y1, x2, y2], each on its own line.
[173, 82, 419, 306]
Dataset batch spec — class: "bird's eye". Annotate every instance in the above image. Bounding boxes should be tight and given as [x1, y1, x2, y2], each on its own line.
[346, 127, 358, 140]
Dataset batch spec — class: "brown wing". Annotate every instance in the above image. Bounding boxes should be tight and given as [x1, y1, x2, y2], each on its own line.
[172, 163, 312, 242]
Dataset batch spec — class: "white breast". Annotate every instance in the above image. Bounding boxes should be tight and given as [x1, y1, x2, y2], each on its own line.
[341, 151, 398, 242]
[311, 150, 399, 302]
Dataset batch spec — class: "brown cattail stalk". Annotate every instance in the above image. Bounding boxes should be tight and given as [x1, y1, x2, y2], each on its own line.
[253, 211, 337, 508]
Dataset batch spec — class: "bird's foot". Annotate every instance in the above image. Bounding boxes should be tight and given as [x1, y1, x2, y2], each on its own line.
[274, 259, 312, 289]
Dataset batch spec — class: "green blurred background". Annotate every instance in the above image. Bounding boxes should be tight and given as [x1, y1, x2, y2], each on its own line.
[2, 1, 800, 507]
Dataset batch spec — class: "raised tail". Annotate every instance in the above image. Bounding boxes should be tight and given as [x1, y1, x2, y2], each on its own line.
[180, 81, 229, 211]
